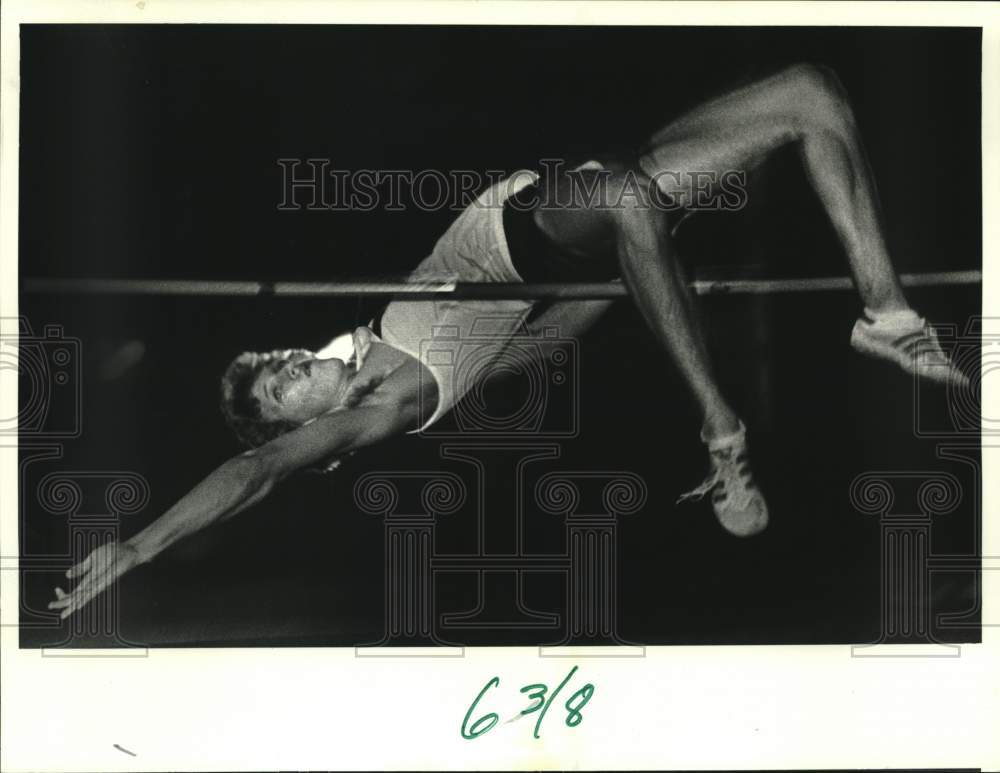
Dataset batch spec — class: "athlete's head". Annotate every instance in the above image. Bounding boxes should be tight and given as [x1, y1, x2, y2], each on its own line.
[220, 348, 353, 449]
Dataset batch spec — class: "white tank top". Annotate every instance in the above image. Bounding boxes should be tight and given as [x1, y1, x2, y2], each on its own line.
[378, 171, 539, 432]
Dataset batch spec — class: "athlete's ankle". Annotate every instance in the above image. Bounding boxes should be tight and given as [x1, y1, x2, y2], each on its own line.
[863, 303, 917, 324]
[701, 410, 742, 443]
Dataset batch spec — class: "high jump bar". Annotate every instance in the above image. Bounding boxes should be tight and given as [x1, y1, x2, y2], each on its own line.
[22, 270, 981, 299]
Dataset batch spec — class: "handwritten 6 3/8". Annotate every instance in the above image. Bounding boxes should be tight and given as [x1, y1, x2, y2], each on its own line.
[461, 665, 595, 740]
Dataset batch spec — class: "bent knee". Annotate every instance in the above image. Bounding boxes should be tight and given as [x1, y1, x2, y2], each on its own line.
[782, 62, 856, 137]
[785, 62, 846, 99]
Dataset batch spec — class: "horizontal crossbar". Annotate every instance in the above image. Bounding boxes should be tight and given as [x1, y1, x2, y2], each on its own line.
[22, 270, 981, 299]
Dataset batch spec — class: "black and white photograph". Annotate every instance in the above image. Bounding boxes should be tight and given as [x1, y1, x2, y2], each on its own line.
[2, 1, 997, 771]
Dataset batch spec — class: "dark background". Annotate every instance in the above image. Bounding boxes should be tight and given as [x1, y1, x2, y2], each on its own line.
[18, 25, 981, 647]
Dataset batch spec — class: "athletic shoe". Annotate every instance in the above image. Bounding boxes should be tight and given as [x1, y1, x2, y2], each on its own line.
[676, 421, 769, 537]
[850, 309, 969, 388]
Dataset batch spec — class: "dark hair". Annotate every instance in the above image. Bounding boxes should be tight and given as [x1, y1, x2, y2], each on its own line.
[219, 348, 313, 449]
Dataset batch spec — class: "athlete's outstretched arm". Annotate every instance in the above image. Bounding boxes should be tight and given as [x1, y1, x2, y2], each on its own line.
[48, 360, 428, 619]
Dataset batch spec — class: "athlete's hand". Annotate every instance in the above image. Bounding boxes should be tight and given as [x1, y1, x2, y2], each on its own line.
[49, 540, 143, 620]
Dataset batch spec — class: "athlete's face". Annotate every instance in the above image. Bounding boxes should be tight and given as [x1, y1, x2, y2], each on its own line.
[252, 352, 349, 425]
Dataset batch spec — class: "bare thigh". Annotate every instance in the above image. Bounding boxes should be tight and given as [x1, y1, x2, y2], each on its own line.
[637, 65, 826, 205]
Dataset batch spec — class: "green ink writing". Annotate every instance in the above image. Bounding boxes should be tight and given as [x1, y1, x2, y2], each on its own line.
[518, 683, 547, 716]
[533, 664, 576, 739]
[461, 676, 500, 740]
[461, 666, 594, 740]
[564, 682, 595, 727]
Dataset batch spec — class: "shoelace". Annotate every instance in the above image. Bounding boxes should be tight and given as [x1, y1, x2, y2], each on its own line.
[676, 446, 756, 510]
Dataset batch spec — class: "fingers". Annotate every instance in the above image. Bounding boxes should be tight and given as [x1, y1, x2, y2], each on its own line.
[50, 543, 126, 619]
[66, 551, 93, 579]
[51, 571, 106, 619]
[49, 586, 76, 612]
[58, 581, 105, 620]
[47, 586, 72, 612]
